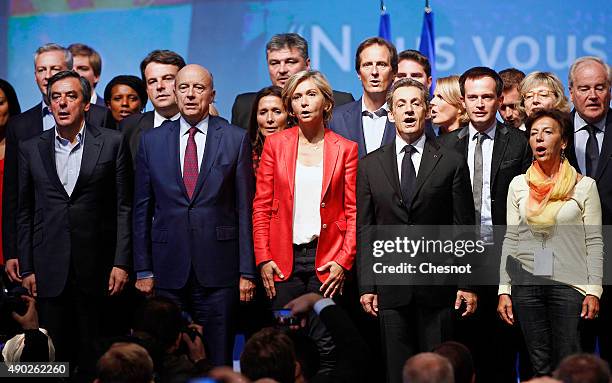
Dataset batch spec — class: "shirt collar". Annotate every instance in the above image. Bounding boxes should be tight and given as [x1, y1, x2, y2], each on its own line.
[180, 115, 209, 136]
[55, 121, 86, 145]
[574, 112, 606, 133]
[468, 120, 497, 141]
[41, 100, 51, 114]
[395, 131, 426, 156]
[90, 92, 98, 104]
[361, 97, 389, 115]
[154, 110, 181, 128]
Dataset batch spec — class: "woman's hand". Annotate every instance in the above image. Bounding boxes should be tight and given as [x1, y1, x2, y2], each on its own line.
[581, 295, 600, 320]
[497, 294, 515, 325]
[317, 261, 346, 298]
[260, 261, 284, 300]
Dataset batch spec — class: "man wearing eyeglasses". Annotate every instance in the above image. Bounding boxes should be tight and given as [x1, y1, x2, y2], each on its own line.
[133, 64, 256, 367]
[565, 56, 612, 367]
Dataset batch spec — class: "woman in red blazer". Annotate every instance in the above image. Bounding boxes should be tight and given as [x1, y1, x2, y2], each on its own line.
[253, 70, 357, 305]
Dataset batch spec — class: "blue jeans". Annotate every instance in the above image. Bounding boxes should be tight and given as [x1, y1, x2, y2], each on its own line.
[512, 284, 583, 376]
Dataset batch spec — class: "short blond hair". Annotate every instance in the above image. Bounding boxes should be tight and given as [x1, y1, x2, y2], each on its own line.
[519, 71, 570, 115]
[282, 70, 334, 123]
[435, 75, 469, 124]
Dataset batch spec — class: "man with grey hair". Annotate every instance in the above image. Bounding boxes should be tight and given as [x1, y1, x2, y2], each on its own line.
[403, 353, 454, 383]
[3, 43, 110, 284]
[565, 56, 612, 366]
[230, 32, 353, 129]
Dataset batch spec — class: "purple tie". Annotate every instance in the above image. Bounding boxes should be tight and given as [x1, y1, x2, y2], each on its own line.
[183, 127, 199, 199]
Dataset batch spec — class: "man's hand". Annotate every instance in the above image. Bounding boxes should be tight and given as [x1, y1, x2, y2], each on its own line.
[581, 295, 600, 320]
[285, 292, 323, 315]
[108, 267, 129, 296]
[135, 278, 154, 296]
[455, 290, 477, 317]
[497, 294, 514, 325]
[11, 295, 39, 330]
[22, 274, 37, 297]
[5, 259, 22, 283]
[317, 261, 346, 298]
[360, 293, 378, 317]
[239, 276, 256, 302]
[260, 261, 284, 299]
[181, 323, 206, 363]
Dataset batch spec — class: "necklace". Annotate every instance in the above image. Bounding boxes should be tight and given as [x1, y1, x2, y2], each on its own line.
[300, 138, 324, 151]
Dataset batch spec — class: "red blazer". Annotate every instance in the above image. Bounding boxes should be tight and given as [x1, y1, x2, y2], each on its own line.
[253, 127, 358, 282]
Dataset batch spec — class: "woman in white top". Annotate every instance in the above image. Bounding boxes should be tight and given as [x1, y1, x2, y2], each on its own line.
[497, 109, 603, 376]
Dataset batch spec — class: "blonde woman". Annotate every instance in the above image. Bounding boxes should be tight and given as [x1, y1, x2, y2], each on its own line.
[519, 71, 570, 117]
[430, 75, 469, 134]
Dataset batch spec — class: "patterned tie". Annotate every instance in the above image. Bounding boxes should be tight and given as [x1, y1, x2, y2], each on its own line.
[183, 127, 199, 199]
[584, 124, 599, 177]
[472, 132, 488, 225]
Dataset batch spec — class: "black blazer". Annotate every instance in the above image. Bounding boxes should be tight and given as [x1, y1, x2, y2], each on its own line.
[438, 122, 532, 226]
[16, 124, 132, 298]
[230, 90, 354, 130]
[118, 111, 155, 166]
[357, 135, 475, 309]
[2, 102, 110, 261]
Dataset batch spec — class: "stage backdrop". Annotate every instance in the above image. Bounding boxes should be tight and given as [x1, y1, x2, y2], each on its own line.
[3, 0, 610, 119]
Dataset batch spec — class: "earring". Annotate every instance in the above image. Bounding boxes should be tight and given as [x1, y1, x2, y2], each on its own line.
[560, 148, 566, 162]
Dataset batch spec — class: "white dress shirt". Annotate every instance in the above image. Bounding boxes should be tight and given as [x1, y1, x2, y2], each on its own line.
[179, 116, 208, 175]
[468, 122, 496, 231]
[90, 92, 98, 105]
[154, 110, 181, 128]
[573, 113, 606, 174]
[42, 101, 55, 132]
[292, 159, 324, 245]
[395, 132, 426, 183]
[361, 98, 389, 154]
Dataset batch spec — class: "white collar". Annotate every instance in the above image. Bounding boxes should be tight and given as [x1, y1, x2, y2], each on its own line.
[395, 131, 426, 156]
[361, 97, 389, 114]
[574, 112, 607, 133]
[154, 110, 181, 128]
[468, 120, 497, 140]
[179, 115, 209, 136]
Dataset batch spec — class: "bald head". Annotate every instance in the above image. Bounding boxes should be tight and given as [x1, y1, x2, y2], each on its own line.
[403, 352, 454, 383]
[175, 64, 216, 125]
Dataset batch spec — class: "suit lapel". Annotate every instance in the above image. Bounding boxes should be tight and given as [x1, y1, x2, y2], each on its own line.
[381, 118, 396, 147]
[412, 137, 443, 202]
[377, 140, 402, 200]
[594, 109, 612, 180]
[33, 102, 44, 133]
[37, 130, 69, 200]
[192, 117, 223, 200]
[567, 111, 581, 172]
[71, 124, 103, 198]
[456, 126, 470, 157]
[347, 100, 367, 158]
[283, 129, 299, 198]
[491, 122, 509, 188]
[168, 120, 189, 200]
[321, 130, 339, 200]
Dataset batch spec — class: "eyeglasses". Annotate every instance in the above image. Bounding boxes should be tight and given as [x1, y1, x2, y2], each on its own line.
[524, 90, 555, 101]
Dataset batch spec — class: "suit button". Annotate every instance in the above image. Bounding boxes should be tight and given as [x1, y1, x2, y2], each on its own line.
[322, 224, 327, 229]
[321, 202, 326, 208]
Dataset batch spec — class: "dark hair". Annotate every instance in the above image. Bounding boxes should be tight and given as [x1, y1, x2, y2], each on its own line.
[139, 50, 186, 81]
[248, 86, 289, 157]
[266, 33, 309, 61]
[386, 77, 430, 112]
[433, 341, 475, 383]
[525, 108, 573, 145]
[0, 78, 22, 118]
[133, 297, 182, 352]
[96, 342, 154, 383]
[554, 353, 611, 383]
[46, 70, 91, 104]
[355, 37, 398, 74]
[499, 68, 526, 91]
[68, 43, 102, 77]
[398, 49, 431, 78]
[240, 327, 296, 383]
[459, 66, 504, 97]
[104, 75, 148, 110]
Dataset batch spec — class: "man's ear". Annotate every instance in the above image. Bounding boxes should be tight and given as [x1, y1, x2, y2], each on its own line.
[305, 58, 311, 71]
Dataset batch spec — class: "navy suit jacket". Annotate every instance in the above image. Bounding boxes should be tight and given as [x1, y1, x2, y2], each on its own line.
[328, 98, 396, 159]
[133, 116, 256, 289]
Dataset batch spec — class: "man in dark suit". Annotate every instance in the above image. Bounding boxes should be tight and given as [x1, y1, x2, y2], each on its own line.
[69, 43, 105, 106]
[565, 56, 612, 366]
[439, 67, 532, 383]
[119, 50, 186, 164]
[357, 78, 477, 383]
[17, 70, 132, 376]
[231, 33, 353, 129]
[3, 43, 110, 283]
[329, 37, 397, 159]
[133, 64, 256, 366]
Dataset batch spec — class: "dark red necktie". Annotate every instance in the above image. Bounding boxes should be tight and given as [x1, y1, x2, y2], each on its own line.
[183, 127, 199, 199]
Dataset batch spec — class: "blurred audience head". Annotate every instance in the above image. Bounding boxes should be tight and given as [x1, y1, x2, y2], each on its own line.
[520, 71, 570, 117]
[499, 68, 526, 128]
[266, 33, 311, 87]
[0, 78, 21, 128]
[433, 341, 475, 383]
[133, 296, 182, 353]
[240, 327, 297, 383]
[568, 56, 611, 125]
[139, 50, 185, 116]
[431, 75, 469, 133]
[94, 342, 154, 383]
[104, 75, 147, 122]
[554, 353, 611, 383]
[249, 85, 289, 156]
[33, 43, 73, 98]
[396, 49, 432, 90]
[403, 352, 454, 383]
[68, 43, 102, 92]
